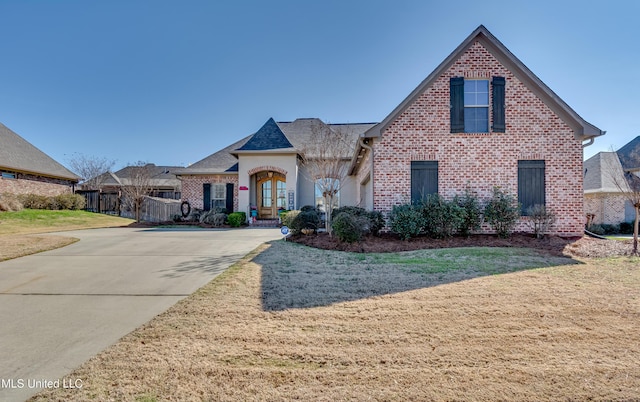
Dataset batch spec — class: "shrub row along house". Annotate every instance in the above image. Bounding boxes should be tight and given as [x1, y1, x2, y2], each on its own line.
[176, 25, 604, 237]
[0, 122, 79, 196]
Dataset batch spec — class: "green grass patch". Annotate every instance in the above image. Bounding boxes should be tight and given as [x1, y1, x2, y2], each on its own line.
[0, 209, 134, 235]
[360, 247, 575, 276]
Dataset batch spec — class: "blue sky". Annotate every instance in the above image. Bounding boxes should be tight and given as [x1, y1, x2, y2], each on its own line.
[0, 1, 636, 171]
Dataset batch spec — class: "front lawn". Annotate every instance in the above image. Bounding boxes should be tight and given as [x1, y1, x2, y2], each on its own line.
[31, 241, 640, 401]
[0, 209, 134, 260]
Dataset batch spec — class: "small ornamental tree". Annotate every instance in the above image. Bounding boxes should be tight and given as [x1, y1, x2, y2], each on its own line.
[605, 149, 640, 255]
[120, 161, 153, 222]
[67, 152, 115, 190]
[300, 121, 354, 236]
[484, 187, 520, 238]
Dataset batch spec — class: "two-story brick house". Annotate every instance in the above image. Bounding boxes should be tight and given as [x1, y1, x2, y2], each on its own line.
[351, 25, 604, 236]
[177, 25, 603, 236]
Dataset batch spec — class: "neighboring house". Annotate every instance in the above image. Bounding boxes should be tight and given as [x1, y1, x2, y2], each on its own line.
[85, 163, 182, 199]
[0, 122, 79, 196]
[584, 136, 640, 225]
[177, 25, 603, 236]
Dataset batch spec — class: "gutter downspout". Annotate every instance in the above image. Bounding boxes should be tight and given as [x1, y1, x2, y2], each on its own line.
[582, 130, 605, 148]
[359, 138, 374, 210]
[582, 138, 594, 148]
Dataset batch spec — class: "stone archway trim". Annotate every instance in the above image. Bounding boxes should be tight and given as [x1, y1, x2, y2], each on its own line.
[247, 166, 288, 177]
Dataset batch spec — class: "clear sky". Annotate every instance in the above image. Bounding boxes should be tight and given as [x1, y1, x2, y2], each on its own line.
[0, 0, 637, 171]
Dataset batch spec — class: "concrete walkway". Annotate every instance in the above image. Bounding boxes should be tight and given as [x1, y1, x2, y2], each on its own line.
[0, 227, 281, 402]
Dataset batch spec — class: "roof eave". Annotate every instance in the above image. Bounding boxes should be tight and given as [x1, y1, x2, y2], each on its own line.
[0, 164, 80, 182]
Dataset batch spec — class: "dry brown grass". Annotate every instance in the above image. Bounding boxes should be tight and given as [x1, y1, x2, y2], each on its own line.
[30, 241, 640, 401]
[0, 235, 78, 261]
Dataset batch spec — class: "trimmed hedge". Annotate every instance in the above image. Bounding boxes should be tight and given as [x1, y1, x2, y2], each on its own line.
[332, 212, 369, 243]
[14, 193, 85, 210]
[227, 212, 246, 227]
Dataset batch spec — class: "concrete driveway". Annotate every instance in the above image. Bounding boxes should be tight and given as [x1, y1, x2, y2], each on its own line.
[0, 227, 281, 402]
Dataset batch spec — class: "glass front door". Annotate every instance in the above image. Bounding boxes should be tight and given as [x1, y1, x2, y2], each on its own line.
[257, 174, 286, 218]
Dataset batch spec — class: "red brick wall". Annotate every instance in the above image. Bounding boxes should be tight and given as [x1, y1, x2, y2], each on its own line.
[373, 40, 585, 236]
[0, 173, 75, 196]
[180, 174, 239, 211]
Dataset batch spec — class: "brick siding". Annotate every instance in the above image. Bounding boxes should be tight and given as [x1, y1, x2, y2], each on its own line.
[0, 173, 75, 196]
[585, 193, 627, 225]
[180, 174, 239, 211]
[373, 40, 585, 237]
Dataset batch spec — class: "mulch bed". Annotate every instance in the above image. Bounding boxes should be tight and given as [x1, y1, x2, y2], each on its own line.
[290, 231, 637, 258]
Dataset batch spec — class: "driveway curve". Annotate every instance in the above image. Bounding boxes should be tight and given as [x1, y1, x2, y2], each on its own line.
[0, 227, 281, 402]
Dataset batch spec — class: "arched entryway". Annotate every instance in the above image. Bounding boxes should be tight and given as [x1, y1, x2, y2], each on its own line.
[256, 171, 286, 218]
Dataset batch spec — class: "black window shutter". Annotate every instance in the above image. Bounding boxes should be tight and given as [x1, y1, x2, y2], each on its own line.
[518, 160, 545, 214]
[225, 183, 234, 213]
[492, 76, 505, 132]
[203, 183, 211, 211]
[450, 77, 464, 133]
[411, 161, 438, 204]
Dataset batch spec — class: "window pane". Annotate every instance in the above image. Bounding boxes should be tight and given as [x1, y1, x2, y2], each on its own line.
[464, 107, 488, 133]
[276, 180, 286, 208]
[464, 79, 489, 106]
[262, 181, 272, 207]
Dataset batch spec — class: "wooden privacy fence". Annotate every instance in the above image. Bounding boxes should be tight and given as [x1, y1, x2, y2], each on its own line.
[76, 190, 120, 215]
[120, 196, 182, 223]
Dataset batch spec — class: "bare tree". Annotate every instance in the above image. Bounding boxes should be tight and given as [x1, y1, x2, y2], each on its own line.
[67, 153, 115, 190]
[120, 162, 153, 223]
[300, 121, 354, 235]
[605, 150, 640, 254]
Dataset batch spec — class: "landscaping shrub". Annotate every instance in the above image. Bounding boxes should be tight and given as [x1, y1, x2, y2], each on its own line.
[389, 204, 424, 240]
[601, 223, 620, 235]
[332, 206, 385, 236]
[453, 188, 482, 237]
[281, 210, 299, 228]
[620, 221, 634, 234]
[484, 187, 520, 238]
[18, 194, 52, 210]
[200, 210, 227, 227]
[187, 208, 202, 222]
[525, 204, 556, 239]
[227, 212, 246, 227]
[52, 193, 85, 210]
[418, 194, 465, 238]
[289, 207, 321, 233]
[331, 212, 369, 243]
[587, 224, 605, 235]
[0, 193, 23, 212]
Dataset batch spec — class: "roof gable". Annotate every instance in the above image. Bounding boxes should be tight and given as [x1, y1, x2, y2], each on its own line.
[235, 117, 294, 151]
[176, 119, 375, 175]
[365, 25, 604, 141]
[0, 122, 79, 181]
[584, 152, 628, 193]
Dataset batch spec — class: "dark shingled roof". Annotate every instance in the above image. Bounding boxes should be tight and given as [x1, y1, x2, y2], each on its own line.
[236, 118, 294, 151]
[174, 118, 376, 176]
[0, 122, 79, 181]
[616, 136, 640, 171]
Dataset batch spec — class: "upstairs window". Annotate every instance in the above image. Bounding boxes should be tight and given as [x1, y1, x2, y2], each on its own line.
[450, 76, 505, 133]
[464, 79, 489, 133]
